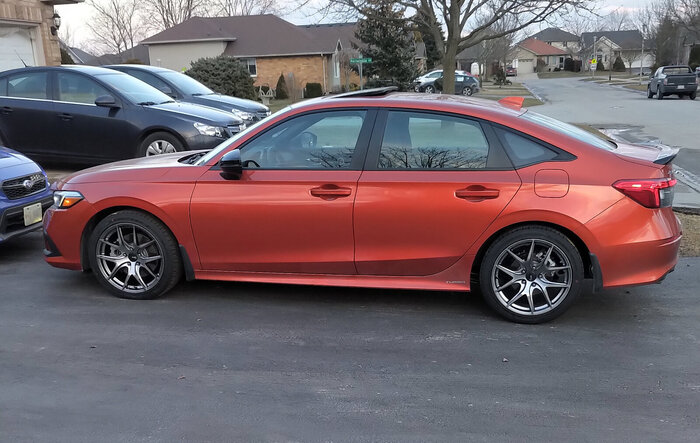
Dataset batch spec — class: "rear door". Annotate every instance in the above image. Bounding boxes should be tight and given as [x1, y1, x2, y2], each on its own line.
[353, 109, 521, 276]
[0, 70, 54, 156]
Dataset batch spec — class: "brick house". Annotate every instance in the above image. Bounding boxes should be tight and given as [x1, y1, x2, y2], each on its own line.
[513, 38, 568, 73]
[141, 15, 362, 94]
[529, 27, 581, 59]
[0, 0, 82, 71]
[581, 30, 654, 72]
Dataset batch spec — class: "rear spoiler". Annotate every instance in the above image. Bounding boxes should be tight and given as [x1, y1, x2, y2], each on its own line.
[654, 152, 678, 165]
[498, 96, 524, 110]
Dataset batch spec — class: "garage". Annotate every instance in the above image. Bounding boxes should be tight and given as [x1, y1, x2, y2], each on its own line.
[0, 26, 38, 72]
[517, 58, 535, 74]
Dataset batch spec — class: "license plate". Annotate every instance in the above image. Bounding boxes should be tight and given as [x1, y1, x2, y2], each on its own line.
[23, 203, 43, 226]
[677, 85, 685, 89]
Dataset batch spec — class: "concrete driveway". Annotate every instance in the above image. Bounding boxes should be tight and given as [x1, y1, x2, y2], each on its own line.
[1, 231, 699, 442]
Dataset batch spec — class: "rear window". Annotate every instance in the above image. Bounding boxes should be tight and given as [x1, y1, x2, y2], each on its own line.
[520, 111, 616, 152]
[496, 129, 558, 168]
[662, 67, 692, 75]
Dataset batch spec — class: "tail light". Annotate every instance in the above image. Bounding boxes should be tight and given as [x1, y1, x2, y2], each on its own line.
[663, 78, 668, 85]
[613, 178, 676, 208]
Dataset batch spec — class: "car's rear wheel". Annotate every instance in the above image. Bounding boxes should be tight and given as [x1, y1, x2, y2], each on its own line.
[424, 85, 435, 93]
[88, 210, 182, 300]
[479, 226, 584, 323]
[462, 86, 473, 96]
[138, 132, 183, 157]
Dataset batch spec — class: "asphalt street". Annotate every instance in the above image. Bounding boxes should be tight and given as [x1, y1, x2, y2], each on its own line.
[1, 231, 699, 442]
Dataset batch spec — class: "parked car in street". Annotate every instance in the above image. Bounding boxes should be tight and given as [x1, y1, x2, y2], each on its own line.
[506, 66, 517, 77]
[105, 65, 271, 124]
[44, 88, 681, 324]
[418, 74, 480, 95]
[0, 146, 52, 243]
[0, 66, 245, 164]
[413, 69, 471, 91]
[647, 65, 698, 100]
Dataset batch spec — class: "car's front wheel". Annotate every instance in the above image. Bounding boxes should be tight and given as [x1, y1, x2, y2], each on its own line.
[690, 91, 697, 100]
[88, 210, 182, 300]
[462, 86, 473, 96]
[479, 226, 584, 323]
[656, 87, 664, 100]
[424, 85, 435, 93]
[647, 86, 654, 98]
[138, 132, 184, 157]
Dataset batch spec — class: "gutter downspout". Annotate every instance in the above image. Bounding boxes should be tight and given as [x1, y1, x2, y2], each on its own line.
[321, 53, 327, 94]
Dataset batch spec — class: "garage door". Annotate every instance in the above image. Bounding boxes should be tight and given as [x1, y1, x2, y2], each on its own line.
[518, 59, 534, 74]
[0, 27, 37, 72]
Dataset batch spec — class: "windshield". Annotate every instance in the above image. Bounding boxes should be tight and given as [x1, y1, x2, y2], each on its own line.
[160, 71, 214, 95]
[520, 111, 616, 152]
[96, 73, 173, 105]
[195, 107, 293, 165]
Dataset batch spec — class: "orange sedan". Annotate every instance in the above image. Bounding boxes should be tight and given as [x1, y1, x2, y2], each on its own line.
[43, 89, 681, 323]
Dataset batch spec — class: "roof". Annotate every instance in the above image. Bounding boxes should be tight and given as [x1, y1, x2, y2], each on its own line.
[530, 27, 579, 43]
[142, 15, 358, 57]
[517, 38, 568, 56]
[456, 44, 482, 61]
[69, 45, 150, 66]
[581, 30, 643, 50]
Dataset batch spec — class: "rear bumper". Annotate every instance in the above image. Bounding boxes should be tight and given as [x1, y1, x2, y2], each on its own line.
[663, 85, 698, 93]
[583, 199, 681, 288]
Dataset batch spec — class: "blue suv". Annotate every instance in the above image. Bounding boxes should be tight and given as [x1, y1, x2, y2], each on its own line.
[0, 146, 52, 243]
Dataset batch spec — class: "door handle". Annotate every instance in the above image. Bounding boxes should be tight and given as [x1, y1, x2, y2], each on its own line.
[1, 107, 12, 115]
[57, 113, 73, 121]
[455, 186, 500, 201]
[310, 185, 352, 200]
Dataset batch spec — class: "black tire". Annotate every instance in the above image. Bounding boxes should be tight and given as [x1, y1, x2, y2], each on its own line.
[647, 86, 653, 98]
[88, 210, 182, 300]
[478, 226, 584, 324]
[690, 92, 696, 100]
[656, 87, 664, 100]
[462, 86, 473, 96]
[137, 132, 184, 157]
[424, 85, 435, 93]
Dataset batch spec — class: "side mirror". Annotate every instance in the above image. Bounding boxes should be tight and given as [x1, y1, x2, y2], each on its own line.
[95, 95, 119, 108]
[219, 149, 243, 180]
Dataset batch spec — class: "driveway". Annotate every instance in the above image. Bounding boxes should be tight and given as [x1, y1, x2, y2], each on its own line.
[1, 231, 699, 441]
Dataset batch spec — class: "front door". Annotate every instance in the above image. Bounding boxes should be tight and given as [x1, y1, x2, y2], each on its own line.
[354, 110, 521, 276]
[190, 109, 374, 274]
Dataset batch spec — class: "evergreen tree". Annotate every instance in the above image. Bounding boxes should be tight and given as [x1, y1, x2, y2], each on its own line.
[355, 0, 418, 90]
[413, 10, 444, 70]
[186, 56, 256, 100]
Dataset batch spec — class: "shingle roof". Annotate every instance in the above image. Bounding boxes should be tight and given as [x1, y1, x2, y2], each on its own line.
[518, 38, 568, 56]
[141, 15, 358, 57]
[581, 30, 643, 50]
[530, 27, 580, 42]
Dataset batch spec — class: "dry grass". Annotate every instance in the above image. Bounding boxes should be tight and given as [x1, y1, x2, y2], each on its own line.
[537, 71, 587, 79]
[624, 84, 648, 92]
[677, 212, 700, 257]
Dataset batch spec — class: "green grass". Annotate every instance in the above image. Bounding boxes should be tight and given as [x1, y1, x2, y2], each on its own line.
[266, 98, 301, 113]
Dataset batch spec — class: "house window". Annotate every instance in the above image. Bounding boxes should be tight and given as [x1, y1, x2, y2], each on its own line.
[239, 58, 257, 77]
[332, 53, 340, 78]
[563, 41, 568, 47]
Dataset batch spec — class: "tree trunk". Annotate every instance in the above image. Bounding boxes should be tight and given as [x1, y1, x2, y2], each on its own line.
[442, 44, 458, 94]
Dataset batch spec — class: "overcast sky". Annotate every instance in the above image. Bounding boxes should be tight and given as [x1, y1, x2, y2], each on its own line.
[57, 0, 654, 54]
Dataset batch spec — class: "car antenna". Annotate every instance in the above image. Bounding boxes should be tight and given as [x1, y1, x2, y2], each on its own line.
[14, 50, 28, 67]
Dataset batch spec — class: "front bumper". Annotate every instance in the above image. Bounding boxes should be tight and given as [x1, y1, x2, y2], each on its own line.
[0, 196, 53, 242]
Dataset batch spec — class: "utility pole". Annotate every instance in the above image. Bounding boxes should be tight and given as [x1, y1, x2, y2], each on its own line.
[639, 24, 647, 85]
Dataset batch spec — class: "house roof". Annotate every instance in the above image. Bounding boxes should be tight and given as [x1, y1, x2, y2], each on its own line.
[518, 38, 568, 56]
[141, 15, 358, 57]
[581, 30, 643, 50]
[67, 45, 150, 66]
[530, 27, 580, 43]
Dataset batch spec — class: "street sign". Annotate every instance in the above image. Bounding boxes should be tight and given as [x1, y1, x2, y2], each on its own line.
[350, 58, 372, 63]
[591, 58, 597, 64]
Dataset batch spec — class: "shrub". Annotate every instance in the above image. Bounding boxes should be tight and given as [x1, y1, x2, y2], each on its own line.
[688, 46, 700, 70]
[612, 56, 626, 72]
[186, 55, 255, 100]
[60, 48, 74, 64]
[275, 73, 288, 100]
[124, 58, 143, 64]
[564, 57, 574, 71]
[553, 67, 561, 72]
[304, 82, 323, 98]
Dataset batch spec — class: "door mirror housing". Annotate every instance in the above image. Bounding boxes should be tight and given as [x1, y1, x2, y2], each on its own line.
[95, 95, 119, 108]
[219, 149, 243, 180]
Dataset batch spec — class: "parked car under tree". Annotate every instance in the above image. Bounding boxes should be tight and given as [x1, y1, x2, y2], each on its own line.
[417, 74, 480, 95]
[0, 66, 245, 164]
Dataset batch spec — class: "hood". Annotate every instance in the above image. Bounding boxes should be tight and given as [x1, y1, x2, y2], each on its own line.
[60, 152, 191, 186]
[150, 102, 243, 125]
[191, 94, 269, 113]
[0, 146, 33, 170]
[613, 141, 678, 166]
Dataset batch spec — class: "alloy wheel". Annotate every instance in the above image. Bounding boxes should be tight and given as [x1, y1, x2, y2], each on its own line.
[146, 140, 177, 156]
[491, 239, 572, 316]
[95, 223, 164, 294]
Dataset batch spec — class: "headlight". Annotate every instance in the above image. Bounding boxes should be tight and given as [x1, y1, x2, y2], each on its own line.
[53, 190, 84, 209]
[194, 122, 225, 137]
[231, 109, 254, 121]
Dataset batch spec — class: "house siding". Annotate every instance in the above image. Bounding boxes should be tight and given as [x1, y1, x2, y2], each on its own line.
[148, 41, 228, 71]
[0, 0, 60, 67]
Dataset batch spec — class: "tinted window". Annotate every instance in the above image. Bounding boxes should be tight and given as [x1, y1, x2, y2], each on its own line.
[57, 72, 110, 104]
[240, 110, 366, 169]
[0, 78, 6, 96]
[159, 71, 213, 95]
[496, 129, 558, 167]
[95, 73, 172, 105]
[379, 111, 489, 169]
[6, 72, 48, 99]
[128, 70, 173, 94]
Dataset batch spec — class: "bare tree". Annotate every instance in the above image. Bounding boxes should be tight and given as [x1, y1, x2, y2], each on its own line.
[321, 0, 592, 94]
[88, 0, 146, 55]
[556, 10, 595, 36]
[143, 0, 209, 30]
[212, 0, 280, 16]
[598, 7, 632, 31]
